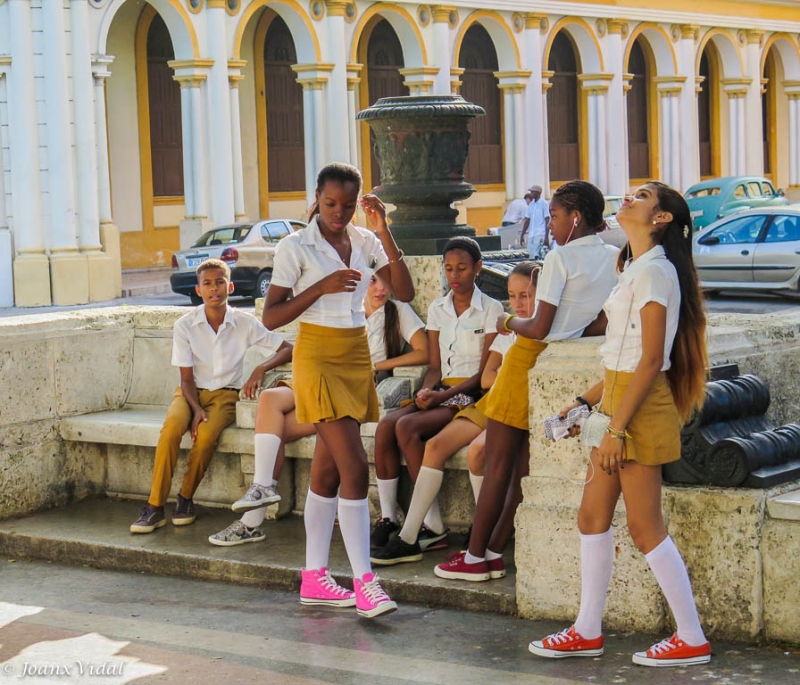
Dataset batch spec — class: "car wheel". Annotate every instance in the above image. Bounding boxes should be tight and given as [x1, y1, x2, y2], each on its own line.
[255, 270, 272, 298]
[190, 293, 202, 305]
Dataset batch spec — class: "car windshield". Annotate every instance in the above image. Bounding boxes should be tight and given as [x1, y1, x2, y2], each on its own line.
[192, 226, 252, 247]
[686, 188, 721, 199]
[604, 198, 623, 216]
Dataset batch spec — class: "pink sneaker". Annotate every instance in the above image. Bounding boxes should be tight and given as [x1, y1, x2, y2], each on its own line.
[433, 552, 490, 581]
[300, 568, 356, 607]
[487, 556, 506, 579]
[355, 573, 397, 618]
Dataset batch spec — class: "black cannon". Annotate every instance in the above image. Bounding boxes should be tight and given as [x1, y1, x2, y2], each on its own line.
[664, 368, 800, 488]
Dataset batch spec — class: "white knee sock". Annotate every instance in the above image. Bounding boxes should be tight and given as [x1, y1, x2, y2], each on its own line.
[399, 466, 443, 544]
[338, 497, 372, 579]
[469, 472, 484, 504]
[304, 489, 338, 571]
[646, 536, 707, 646]
[573, 528, 615, 640]
[423, 496, 445, 534]
[241, 507, 266, 528]
[254, 433, 282, 486]
[376, 477, 399, 521]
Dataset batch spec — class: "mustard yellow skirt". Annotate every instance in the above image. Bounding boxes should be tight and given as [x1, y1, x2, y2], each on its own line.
[600, 368, 681, 466]
[454, 403, 488, 430]
[292, 322, 379, 425]
[476, 337, 548, 430]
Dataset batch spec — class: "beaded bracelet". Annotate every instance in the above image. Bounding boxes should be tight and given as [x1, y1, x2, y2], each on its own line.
[606, 424, 631, 440]
[503, 314, 517, 332]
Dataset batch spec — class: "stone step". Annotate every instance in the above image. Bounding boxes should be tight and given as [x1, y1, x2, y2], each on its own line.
[0, 497, 517, 616]
[767, 487, 800, 521]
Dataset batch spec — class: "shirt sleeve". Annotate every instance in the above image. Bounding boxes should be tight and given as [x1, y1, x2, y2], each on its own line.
[489, 333, 513, 355]
[634, 263, 673, 310]
[396, 302, 425, 343]
[426, 301, 442, 331]
[270, 235, 302, 289]
[171, 318, 194, 368]
[364, 229, 390, 273]
[534, 250, 568, 307]
[483, 296, 505, 328]
[248, 317, 285, 357]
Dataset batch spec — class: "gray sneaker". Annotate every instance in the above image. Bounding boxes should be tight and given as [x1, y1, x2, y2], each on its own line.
[208, 520, 266, 547]
[231, 482, 281, 512]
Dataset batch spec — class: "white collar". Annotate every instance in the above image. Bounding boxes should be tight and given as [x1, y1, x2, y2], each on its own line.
[191, 304, 236, 328]
[440, 286, 484, 317]
[619, 245, 667, 285]
[299, 216, 367, 250]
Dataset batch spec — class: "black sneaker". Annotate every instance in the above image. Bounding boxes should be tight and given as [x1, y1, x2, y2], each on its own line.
[370, 533, 423, 566]
[172, 494, 196, 526]
[370, 517, 399, 549]
[418, 524, 449, 552]
[130, 506, 165, 534]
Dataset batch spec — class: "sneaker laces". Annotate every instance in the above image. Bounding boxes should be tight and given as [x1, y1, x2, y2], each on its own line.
[319, 573, 351, 598]
[547, 628, 577, 646]
[649, 637, 678, 656]
[360, 577, 390, 604]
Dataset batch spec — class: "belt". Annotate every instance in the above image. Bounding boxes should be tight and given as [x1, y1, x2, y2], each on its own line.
[198, 387, 239, 392]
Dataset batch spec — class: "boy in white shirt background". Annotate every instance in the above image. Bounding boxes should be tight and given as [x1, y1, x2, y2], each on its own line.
[130, 258, 292, 535]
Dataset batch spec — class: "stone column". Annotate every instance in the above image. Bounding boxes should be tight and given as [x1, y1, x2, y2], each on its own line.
[347, 64, 363, 172]
[43, 0, 88, 305]
[0, 62, 12, 307]
[324, 1, 351, 162]
[744, 31, 765, 176]
[499, 86, 516, 200]
[604, 20, 629, 196]
[450, 67, 464, 95]
[228, 60, 248, 220]
[678, 25, 701, 189]
[523, 14, 547, 191]
[431, 6, 455, 94]
[656, 78, 686, 190]
[206, 1, 235, 224]
[293, 65, 334, 205]
[399, 67, 439, 96]
[8, 0, 49, 306]
[541, 71, 553, 194]
[71, 0, 116, 302]
[496, 72, 531, 199]
[622, 74, 632, 184]
[579, 75, 613, 193]
[785, 84, 800, 189]
[723, 80, 750, 175]
[92, 56, 121, 298]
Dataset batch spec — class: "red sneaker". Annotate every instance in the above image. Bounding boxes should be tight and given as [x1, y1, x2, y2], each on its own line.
[632, 634, 711, 667]
[528, 625, 604, 658]
[487, 557, 505, 579]
[433, 552, 490, 581]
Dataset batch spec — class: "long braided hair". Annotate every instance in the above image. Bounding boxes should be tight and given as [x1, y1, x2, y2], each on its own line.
[550, 180, 608, 235]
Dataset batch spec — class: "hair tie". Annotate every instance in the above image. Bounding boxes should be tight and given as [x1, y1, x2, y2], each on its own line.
[683, 225, 690, 239]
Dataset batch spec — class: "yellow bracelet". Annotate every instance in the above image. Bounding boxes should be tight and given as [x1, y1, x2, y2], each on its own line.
[606, 424, 631, 440]
[503, 314, 517, 332]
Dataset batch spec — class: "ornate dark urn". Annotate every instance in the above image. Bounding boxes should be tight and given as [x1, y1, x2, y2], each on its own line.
[356, 94, 499, 255]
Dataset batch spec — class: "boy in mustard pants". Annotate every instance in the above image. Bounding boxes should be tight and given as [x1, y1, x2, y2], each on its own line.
[131, 258, 292, 534]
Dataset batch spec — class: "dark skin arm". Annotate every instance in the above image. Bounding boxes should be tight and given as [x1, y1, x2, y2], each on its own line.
[179, 367, 206, 442]
[497, 301, 558, 341]
[374, 328, 429, 373]
[362, 195, 415, 303]
[581, 310, 609, 337]
[240, 340, 293, 400]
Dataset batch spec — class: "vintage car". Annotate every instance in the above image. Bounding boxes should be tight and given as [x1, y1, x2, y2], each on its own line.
[685, 176, 788, 230]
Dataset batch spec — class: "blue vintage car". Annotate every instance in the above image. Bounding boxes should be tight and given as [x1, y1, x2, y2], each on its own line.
[685, 176, 788, 230]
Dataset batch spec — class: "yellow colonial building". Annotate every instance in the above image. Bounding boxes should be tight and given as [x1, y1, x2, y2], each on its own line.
[0, 0, 799, 306]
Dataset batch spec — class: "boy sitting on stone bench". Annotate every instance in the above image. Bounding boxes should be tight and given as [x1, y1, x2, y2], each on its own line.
[130, 258, 292, 534]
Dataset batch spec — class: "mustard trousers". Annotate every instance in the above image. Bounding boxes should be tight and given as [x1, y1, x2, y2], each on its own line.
[148, 387, 239, 507]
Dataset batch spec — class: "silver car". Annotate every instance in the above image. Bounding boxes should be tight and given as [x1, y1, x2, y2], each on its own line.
[692, 207, 800, 295]
[170, 219, 305, 303]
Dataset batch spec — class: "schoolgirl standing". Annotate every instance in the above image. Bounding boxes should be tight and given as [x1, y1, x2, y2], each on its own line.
[529, 182, 711, 667]
[263, 162, 414, 618]
[371, 238, 504, 551]
[371, 261, 538, 566]
[436, 180, 619, 582]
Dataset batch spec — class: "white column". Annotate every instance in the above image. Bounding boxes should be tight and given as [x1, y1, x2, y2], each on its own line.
[92, 57, 114, 224]
[724, 89, 747, 176]
[70, 0, 101, 253]
[324, 1, 351, 162]
[312, 85, 327, 173]
[206, 3, 235, 223]
[431, 7, 453, 94]
[677, 25, 701, 189]
[512, 89, 526, 198]
[622, 75, 632, 186]
[500, 86, 516, 200]
[190, 82, 209, 219]
[604, 20, 628, 196]
[228, 69, 247, 220]
[657, 81, 685, 190]
[0, 67, 12, 307]
[301, 84, 317, 207]
[346, 69, 361, 177]
[744, 31, 765, 176]
[580, 76, 613, 193]
[293, 66, 334, 200]
[178, 82, 196, 218]
[541, 75, 553, 194]
[522, 14, 546, 191]
[44, 0, 89, 305]
[788, 92, 800, 187]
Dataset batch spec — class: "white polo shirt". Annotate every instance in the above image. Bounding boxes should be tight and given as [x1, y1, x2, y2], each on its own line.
[366, 301, 425, 363]
[526, 199, 549, 247]
[171, 305, 285, 390]
[534, 234, 620, 341]
[270, 217, 390, 328]
[426, 287, 505, 379]
[502, 199, 528, 224]
[599, 245, 680, 372]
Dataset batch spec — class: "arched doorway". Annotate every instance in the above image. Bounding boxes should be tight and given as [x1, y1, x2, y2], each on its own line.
[626, 38, 653, 181]
[547, 32, 580, 183]
[458, 24, 502, 185]
[762, 49, 777, 179]
[698, 46, 720, 177]
[255, 12, 305, 210]
[359, 18, 407, 189]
